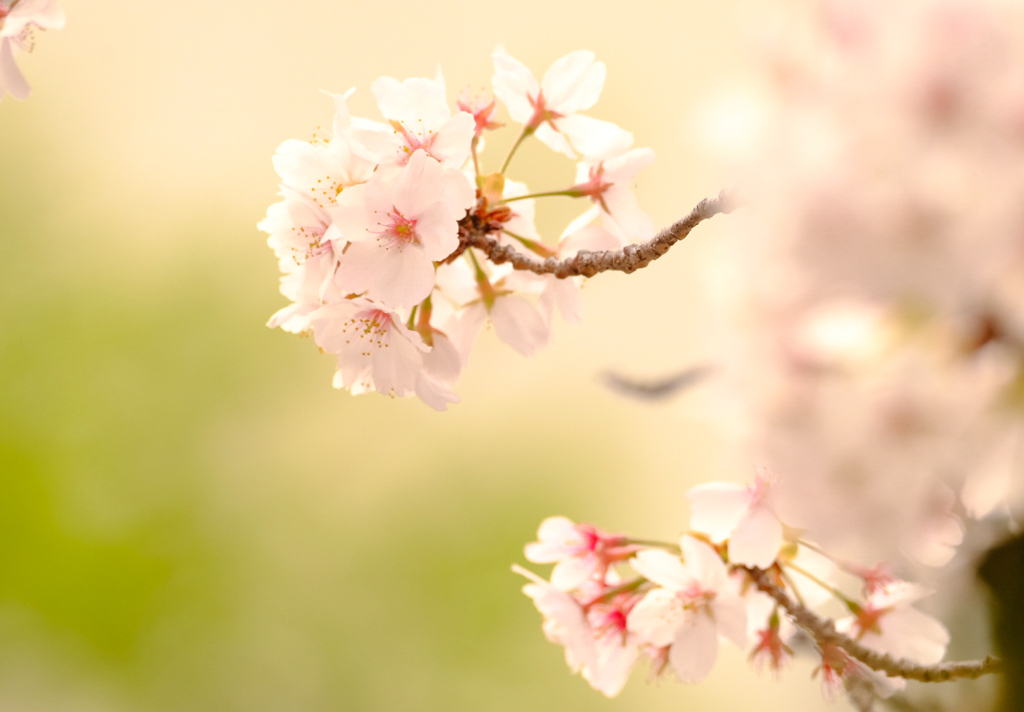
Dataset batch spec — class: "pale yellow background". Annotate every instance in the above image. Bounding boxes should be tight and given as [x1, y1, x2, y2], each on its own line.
[0, 0, 839, 710]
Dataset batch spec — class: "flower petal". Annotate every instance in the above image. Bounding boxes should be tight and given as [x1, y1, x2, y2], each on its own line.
[669, 613, 719, 683]
[728, 505, 783, 568]
[541, 50, 604, 115]
[627, 588, 682, 647]
[630, 549, 690, 591]
[687, 482, 750, 541]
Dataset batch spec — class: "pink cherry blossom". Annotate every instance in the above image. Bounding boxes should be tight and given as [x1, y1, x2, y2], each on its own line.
[748, 617, 793, 675]
[627, 537, 748, 683]
[435, 259, 552, 359]
[0, 0, 64, 100]
[414, 330, 462, 412]
[492, 45, 632, 160]
[687, 470, 784, 569]
[329, 150, 474, 309]
[271, 91, 376, 210]
[513, 565, 598, 680]
[351, 72, 475, 169]
[525, 517, 634, 590]
[580, 584, 642, 697]
[836, 580, 950, 666]
[310, 298, 429, 399]
[569, 148, 656, 241]
[515, 565, 641, 697]
[456, 88, 503, 139]
[261, 192, 343, 335]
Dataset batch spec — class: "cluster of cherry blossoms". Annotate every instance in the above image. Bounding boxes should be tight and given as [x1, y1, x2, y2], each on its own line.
[516, 472, 954, 701]
[713, 0, 1024, 569]
[261, 47, 656, 409]
[0, 0, 63, 101]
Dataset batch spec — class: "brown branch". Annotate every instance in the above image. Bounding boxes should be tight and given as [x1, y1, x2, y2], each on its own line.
[462, 190, 737, 278]
[746, 567, 1003, 683]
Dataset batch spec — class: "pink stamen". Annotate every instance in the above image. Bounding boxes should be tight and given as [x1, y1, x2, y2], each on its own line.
[372, 207, 420, 247]
[390, 120, 437, 164]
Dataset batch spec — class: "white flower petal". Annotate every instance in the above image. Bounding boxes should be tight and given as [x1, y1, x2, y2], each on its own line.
[584, 638, 639, 698]
[556, 114, 633, 160]
[0, 40, 30, 100]
[541, 50, 604, 115]
[669, 613, 719, 683]
[491, 296, 549, 356]
[491, 45, 538, 123]
[680, 536, 728, 591]
[630, 549, 690, 591]
[687, 482, 750, 541]
[551, 554, 599, 591]
[728, 506, 783, 568]
[627, 588, 682, 647]
[711, 595, 749, 649]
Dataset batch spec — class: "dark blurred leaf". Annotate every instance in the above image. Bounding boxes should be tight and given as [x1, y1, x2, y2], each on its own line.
[600, 366, 714, 401]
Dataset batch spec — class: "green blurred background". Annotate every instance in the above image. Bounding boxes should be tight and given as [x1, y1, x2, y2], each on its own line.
[0, 1, 839, 709]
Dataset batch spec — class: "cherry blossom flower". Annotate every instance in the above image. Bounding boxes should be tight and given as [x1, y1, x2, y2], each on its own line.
[0, 0, 63, 100]
[515, 564, 642, 697]
[580, 584, 642, 697]
[687, 470, 784, 569]
[525, 517, 635, 590]
[435, 259, 552, 359]
[266, 247, 340, 334]
[271, 91, 376, 210]
[310, 298, 429, 399]
[816, 641, 903, 701]
[627, 537, 747, 682]
[492, 45, 632, 160]
[569, 148, 656, 241]
[748, 614, 793, 675]
[837, 580, 950, 666]
[329, 150, 474, 309]
[413, 330, 462, 412]
[514, 565, 598, 677]
[456, 88, 503, 139]
[351, 72, 475, 169]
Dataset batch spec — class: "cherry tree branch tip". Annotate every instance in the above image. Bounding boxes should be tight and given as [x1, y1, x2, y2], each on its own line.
[746, 568, 1003, 683]
[465, 190, 738, 279]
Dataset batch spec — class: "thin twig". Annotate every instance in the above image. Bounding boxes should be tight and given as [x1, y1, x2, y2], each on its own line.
[745, 568, 1003, 683]
[460, 190, 737, 279]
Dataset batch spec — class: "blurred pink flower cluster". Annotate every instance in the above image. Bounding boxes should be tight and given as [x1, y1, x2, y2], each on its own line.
[718, 0, 1024, 566]
[517, 472, 949, 698]
[0, 0, 63, 100]
[261, 47, 655, 409]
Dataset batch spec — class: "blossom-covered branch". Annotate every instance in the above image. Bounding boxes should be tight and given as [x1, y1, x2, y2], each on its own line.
[746, 567, 1002, 683]
[515, 471, 1003, 703]
[261, 46, 683, 409]
[460, 190, 736, 278]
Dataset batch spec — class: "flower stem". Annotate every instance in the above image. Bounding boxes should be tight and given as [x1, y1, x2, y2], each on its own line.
[586, 577, 646, 607]
[503, 229, 556, 258]
[796, 539, 835, 561]
[625, 538, 681, 553]
[779, 569, 807, 608]
[470, 136, 482, 178]
[499, 189, 581, 204]
[785, 561, 856, 608]
[499, 124, 535, 175]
